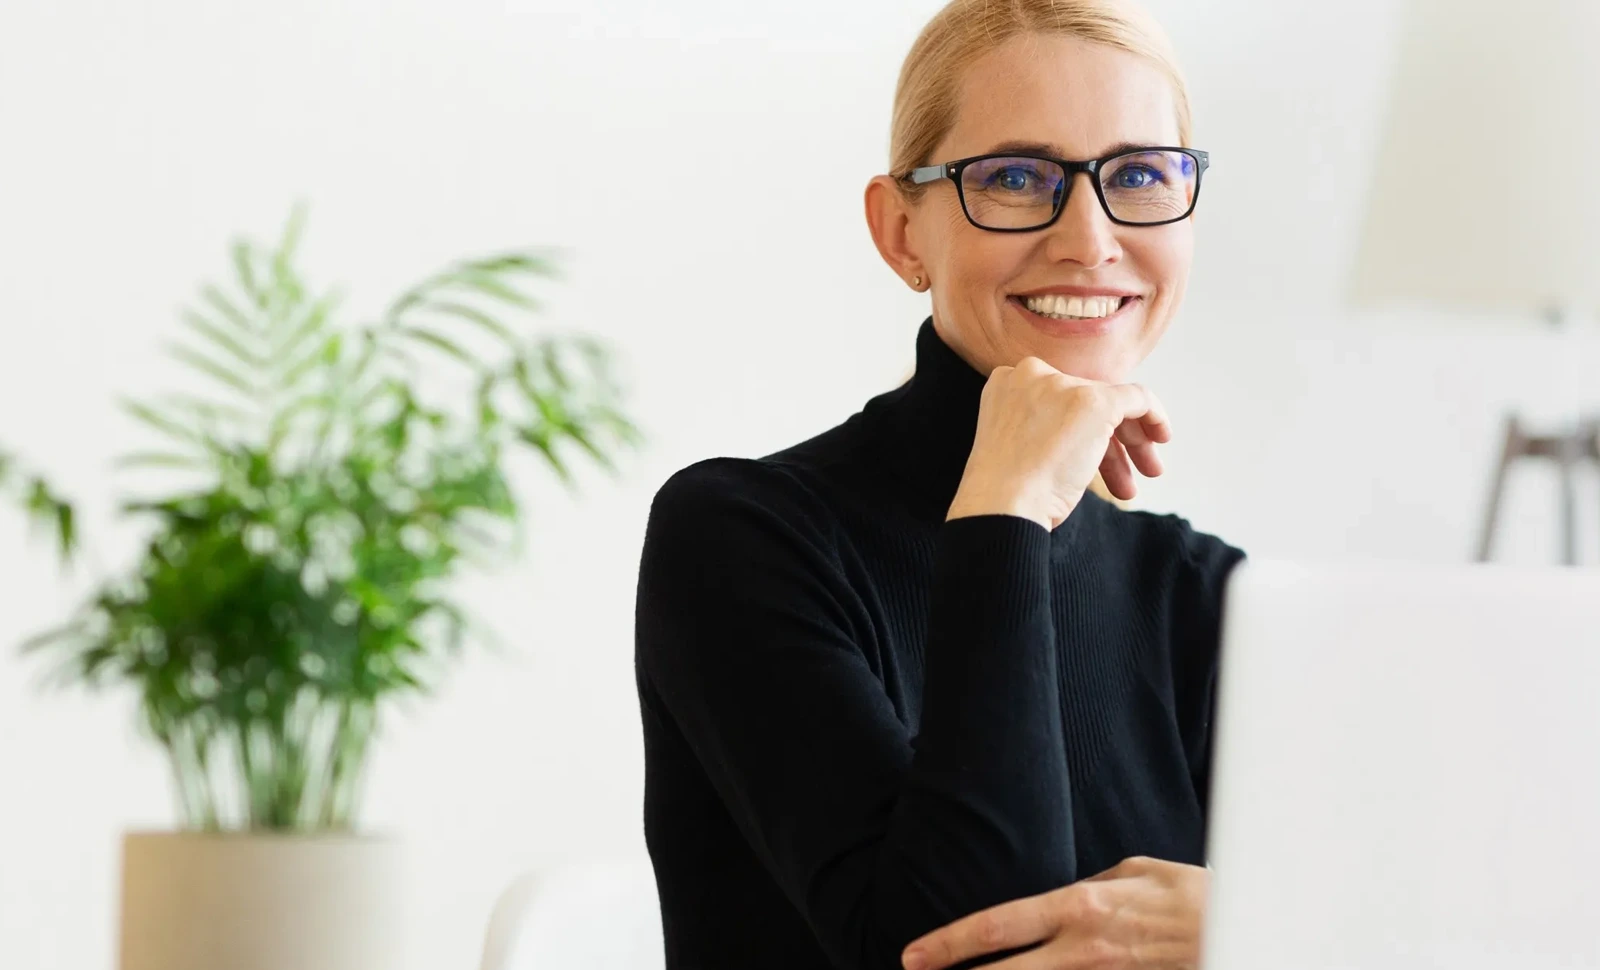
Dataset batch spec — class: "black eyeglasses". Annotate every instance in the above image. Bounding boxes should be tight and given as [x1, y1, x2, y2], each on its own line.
[903, 147, 1209, 231]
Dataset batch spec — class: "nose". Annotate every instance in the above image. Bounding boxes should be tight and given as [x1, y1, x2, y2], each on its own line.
[1044, 171, 1121, 268]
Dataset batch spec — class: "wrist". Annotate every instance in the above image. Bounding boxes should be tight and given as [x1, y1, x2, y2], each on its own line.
[946, 483, 1055, 529]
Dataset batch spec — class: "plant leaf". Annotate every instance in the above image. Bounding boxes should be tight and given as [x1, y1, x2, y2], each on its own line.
[201, 284, 255, 333]
[382, 275, 440, 321]
[115, 452, 208, 470]
[534, 341, 572, 392]
[122, 399, 206, 447]
[454, 272, 537, 310]
[420, 300, 517, 344]
[272, 291, 340, 364]
[278, 332, 341, 392]
[232, 241, 264, 308]
[399, 327, 476, 367]
[276, 202, 308, 271]
[19, 619, 86, 655]
[157, 395, 255, 425]
[181, 309, 263, 369]
[464, 252, 560, 278]
[168, 344, 258, 398]
[563, 425, 618, 474]
[515, 426, 573, 484]
[348, 329, 381, 381]
[52, 501, 75, 555]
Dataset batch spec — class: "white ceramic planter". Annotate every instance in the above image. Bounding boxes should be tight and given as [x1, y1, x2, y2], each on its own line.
[119, 831, 405, 970]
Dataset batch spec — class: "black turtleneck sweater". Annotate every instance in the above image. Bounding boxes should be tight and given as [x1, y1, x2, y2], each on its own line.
[634, 319, 1245, 970]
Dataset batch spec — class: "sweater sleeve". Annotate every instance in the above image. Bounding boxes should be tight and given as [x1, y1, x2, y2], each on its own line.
[635, 459, 1074, 968]
[1169, 522, 1247, 822]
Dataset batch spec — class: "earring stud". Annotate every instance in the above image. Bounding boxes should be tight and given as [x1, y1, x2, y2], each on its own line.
[912, 275, 923, 288]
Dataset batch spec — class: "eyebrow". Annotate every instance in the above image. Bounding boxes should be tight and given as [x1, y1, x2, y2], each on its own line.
[984, 139, 1152, 159]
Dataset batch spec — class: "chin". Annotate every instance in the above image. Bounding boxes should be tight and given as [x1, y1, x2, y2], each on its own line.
[999, 296, 1150, 381]
[1044, 353, 1128, 384]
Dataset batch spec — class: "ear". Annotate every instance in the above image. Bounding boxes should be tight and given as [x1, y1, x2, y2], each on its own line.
[864, 174, 926, 289]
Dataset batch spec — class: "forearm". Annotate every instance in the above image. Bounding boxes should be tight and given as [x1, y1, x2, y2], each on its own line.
[826, 515, 1075, 963]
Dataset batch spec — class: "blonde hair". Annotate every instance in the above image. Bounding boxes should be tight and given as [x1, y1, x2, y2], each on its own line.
[889, 0, 1192, 188]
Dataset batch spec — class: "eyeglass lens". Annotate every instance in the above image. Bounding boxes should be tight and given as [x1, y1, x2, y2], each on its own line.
[958, 151, 1199, 229]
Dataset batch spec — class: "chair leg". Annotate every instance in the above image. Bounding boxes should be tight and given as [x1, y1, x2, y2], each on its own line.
[1557, 443, 1578, 566]
[1476, 414, 1521, 563]
[1587, 416, 1600, 565]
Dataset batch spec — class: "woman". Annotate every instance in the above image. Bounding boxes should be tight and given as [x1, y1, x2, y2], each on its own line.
[635, 1, 1244, 967]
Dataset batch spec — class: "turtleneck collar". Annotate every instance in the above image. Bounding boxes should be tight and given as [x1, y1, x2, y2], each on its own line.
[885, 318, 988, 508]
[868, 317, 1096, 537]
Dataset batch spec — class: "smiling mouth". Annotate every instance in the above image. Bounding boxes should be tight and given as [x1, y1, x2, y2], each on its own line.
[1011, 293, 1137, 321]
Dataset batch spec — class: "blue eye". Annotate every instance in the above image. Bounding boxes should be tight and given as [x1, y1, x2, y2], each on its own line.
[990, 167, 1035, 192]
[1112, 165, 1164, 190]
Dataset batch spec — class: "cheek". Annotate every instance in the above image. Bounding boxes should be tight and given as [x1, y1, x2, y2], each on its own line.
[1128, 225, 1194, 304]
[936, 206, 987, 285]
[942, 232, 1034, 299]
[919, 193, 1040, 300]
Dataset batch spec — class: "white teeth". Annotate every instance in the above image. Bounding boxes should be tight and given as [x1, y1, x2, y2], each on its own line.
[1021, 294, 1125, 319]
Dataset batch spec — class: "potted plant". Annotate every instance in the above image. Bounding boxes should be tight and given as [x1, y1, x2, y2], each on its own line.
[3, 206, 638, 970]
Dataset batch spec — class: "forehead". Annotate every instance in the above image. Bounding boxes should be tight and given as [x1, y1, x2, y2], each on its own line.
[940, 33, 1181, 159]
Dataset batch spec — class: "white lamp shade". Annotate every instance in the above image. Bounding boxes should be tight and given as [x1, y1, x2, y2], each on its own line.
[1348, 0, 1600, 316]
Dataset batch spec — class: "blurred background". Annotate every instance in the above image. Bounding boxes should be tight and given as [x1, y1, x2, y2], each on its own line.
[2, 0, 1597, 968]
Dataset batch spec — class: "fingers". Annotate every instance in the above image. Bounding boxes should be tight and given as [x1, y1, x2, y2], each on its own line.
[902, 891, 1064, 970]
[1140, 394, 1173, 445]
[1022, 364, 1172, 449]
[1092, 383, 1171, 443]
[933, 937, 1121, 970]
[917, 943, 1066, 970]
[1099, 438, 1137, 501]
[987, 364, 1171, 508]
[1095, 384, 1168, 484]
[1115, 418, 1165, 479]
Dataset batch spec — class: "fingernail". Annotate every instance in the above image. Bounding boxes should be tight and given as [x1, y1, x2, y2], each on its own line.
[903, 947, 927, 970]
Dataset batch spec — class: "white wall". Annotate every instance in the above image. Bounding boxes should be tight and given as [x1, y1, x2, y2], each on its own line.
[2, 1, 1595, 967]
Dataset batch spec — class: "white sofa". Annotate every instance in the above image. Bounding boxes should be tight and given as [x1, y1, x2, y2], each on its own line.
[479, 858, 665, 970]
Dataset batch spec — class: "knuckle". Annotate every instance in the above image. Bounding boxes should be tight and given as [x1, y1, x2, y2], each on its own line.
[982, 368, 1014, 400]
[1071, 384, 1112, 418]
[973, 911, 1008, 947]
[1062, 380, 1099, 403]
[1076, 884, 1114, 920]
